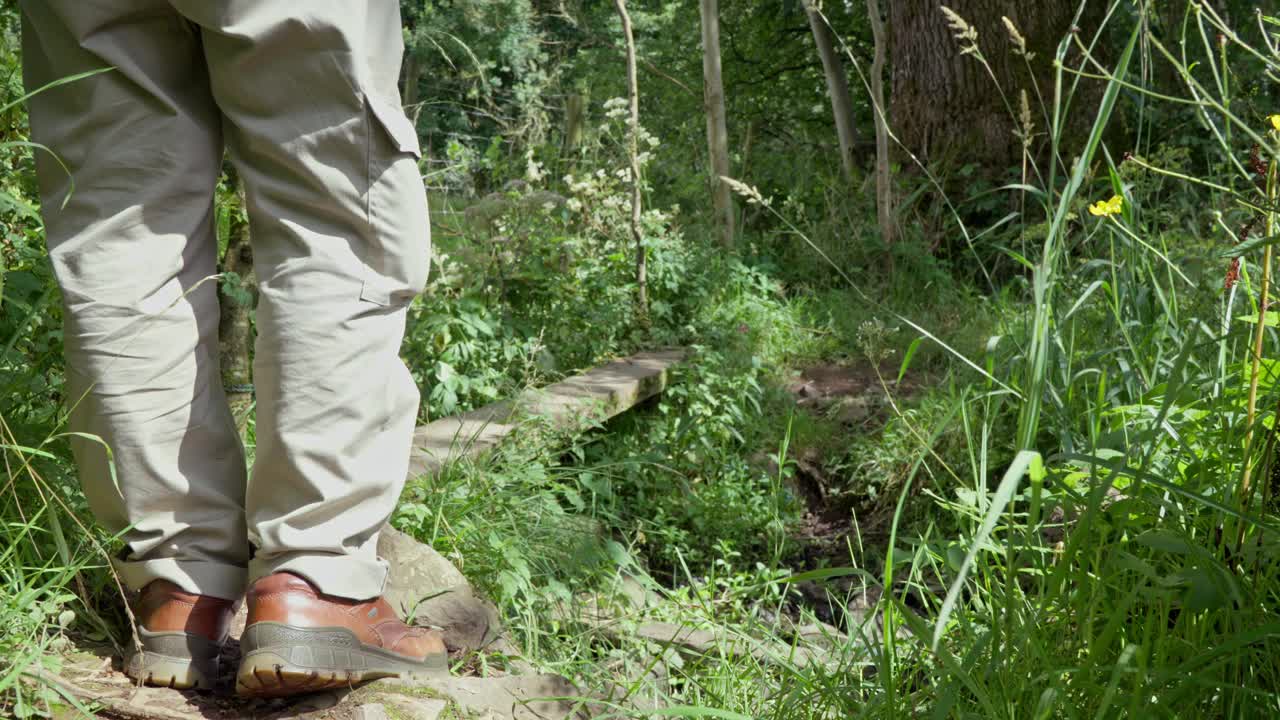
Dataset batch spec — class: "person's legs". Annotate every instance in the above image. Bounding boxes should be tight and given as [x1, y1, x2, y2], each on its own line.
[163, 0, 440, 693]
[21, 0, 247, 690]
[170, 0, 430, 600]
[20, 2, 248, 600]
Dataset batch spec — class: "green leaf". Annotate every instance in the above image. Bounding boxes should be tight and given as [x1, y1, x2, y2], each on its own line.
[497, 570, 521, 600]
[1001, 247, 1036, 271]
[1062, 280, 1108, 321]
[605, 540, 631, 568]
[898, 336, 923, 383]
[1217, 234, 1280, 258]
[775, 566, 879, 586]
[561, 487, 585, 511]
[1178, 566, 1231, 611]
[997, 183, 1049, 200]
[1135, 529, 1196, 555]
[1236, 312, 1279, 327]
[0, 67, 115, 115]
[646, 709, 754, 720]
[49, 432, 119, 493]
[932, 450, 1039, 651]
[0, 188, 40, 222]
[48, 505, 70, 567]
[0, 444, 59, 460]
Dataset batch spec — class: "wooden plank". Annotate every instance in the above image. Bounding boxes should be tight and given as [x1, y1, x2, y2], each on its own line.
[407, 349, 685, 478]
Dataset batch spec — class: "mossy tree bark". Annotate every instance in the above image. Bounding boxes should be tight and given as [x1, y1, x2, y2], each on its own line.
[888, 0, 1101, 176]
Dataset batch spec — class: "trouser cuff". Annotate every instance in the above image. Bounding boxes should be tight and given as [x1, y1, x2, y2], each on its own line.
[249, 552, 389, 601]
[113, 556, 248, 601]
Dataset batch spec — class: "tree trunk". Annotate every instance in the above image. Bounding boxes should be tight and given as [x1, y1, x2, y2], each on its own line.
[803, 1, 860, 181]
[865, 0, 895, 247]
[613, 0, 647, 326]
[402, 51, 422, 127]
[739, 118, 760, 232]
[739, 118, 758, 181]
[218, 166, 255, 436]
[888, 0, 1100, 176]
[563, 92, 585, 154]
[699, 0, 735, 248]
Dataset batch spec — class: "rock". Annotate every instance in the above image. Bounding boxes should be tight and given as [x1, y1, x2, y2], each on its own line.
[379, 526, 505, 652]
[629, 621, 717, 652]
[380, 526, 469, 591]
[354, 703, 391, 720]
[483, 635, 538, 675]
[391, 674, 595, 719]
[415, 588, 504, 652]
[585, 618, 830, 670]
[602, 643, 681, 696]
[386, 696, 449, 720]
[784, 619, 849, 651]
[283, 691, 345, 716]
[835, 396, 874, 424]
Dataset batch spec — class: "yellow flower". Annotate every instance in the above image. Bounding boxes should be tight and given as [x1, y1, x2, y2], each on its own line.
[1088, 194, 1124, 217]
[1270, 114, 1280, 131]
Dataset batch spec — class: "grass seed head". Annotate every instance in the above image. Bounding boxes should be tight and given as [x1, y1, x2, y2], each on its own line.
[940, 6, 979, 55]
[1002, 16, 1035, 60]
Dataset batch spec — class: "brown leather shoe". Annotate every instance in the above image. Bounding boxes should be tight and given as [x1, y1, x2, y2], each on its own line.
[123, 580, 235, 690]
[236, 572, 447, 696]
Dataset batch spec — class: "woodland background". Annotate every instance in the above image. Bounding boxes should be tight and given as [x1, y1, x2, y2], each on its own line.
[3, 0, 1280, 717]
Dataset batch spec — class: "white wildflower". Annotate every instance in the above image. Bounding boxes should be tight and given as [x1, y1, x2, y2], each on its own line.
[524, 149, 544, 183]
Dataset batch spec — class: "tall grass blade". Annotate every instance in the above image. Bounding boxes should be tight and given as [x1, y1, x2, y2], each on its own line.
[931, 449, 1040, 651]
[1017, 19, 1141, 451]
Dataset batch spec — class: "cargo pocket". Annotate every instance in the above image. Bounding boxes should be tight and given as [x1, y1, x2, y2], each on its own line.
[360, 93, 430, 306]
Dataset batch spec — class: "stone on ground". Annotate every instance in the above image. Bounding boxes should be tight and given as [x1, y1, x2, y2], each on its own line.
[378, 526, 505, 653]
[386, 675, 592, 720]
[352, 702, 391, 720]
[384, 695, 448, 720]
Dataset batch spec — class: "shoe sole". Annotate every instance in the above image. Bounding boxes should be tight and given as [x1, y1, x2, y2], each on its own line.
[123, 630, 220, 690]
[236, 622, 447, 697]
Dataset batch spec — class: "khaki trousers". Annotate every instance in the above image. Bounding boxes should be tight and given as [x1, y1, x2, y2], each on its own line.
[21, 1, 430, 600]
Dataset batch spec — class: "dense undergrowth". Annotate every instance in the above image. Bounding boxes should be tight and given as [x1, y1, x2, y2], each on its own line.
[4, 1, 1280, 718]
